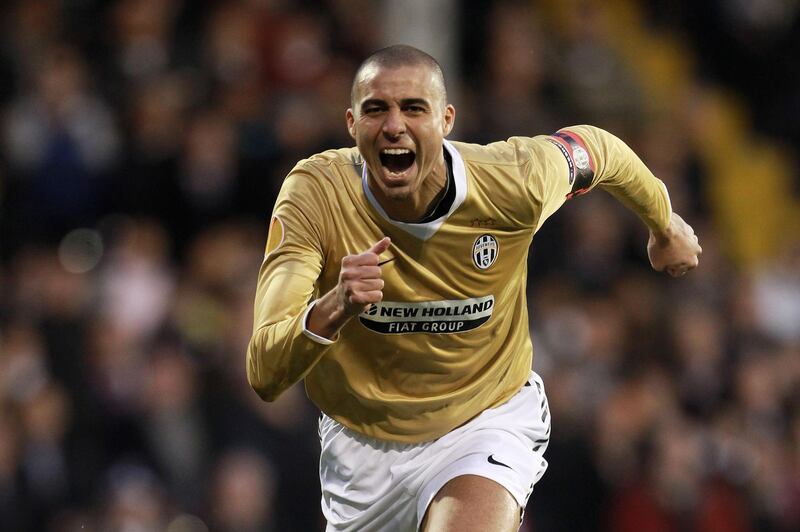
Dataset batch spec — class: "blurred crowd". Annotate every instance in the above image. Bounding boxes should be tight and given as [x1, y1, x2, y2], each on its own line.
[0, 1, 798, 531]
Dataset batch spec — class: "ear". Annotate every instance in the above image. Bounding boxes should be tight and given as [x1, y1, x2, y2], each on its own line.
[442, 104, 456, 137]
[346, 108, 357, 139]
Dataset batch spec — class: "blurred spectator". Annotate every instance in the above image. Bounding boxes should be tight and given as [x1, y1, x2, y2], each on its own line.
[110, 0, 181, 82]
[752, 243, 800, 343]
[99, 462, 171, 532]
[140, 336, 210, 511]
[116, 74, 190, 228]
[474, 1, 564, 141]
[18, 382, 73, 527]
[2, 44, 120, 245]
[610, 418, 751, 532]
[669, 298, 729, 419]
[208, 448, 278, 532]
[98, 219, 174, 344]
[177, 108, 241, 235]
[0, 403, 28, 531]
[547, 0, 644, 129]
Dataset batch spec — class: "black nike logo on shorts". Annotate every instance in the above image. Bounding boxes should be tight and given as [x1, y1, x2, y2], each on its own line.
[488, 455, 512, 469]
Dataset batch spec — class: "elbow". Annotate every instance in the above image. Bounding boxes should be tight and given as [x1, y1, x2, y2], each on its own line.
[251, 384, 281, 403]
[247, 364, 286, 403]
[246, 344, 288, 403]
[247, 369, 285, 403]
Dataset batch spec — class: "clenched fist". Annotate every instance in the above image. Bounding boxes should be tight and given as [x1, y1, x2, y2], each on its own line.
[337, 237, 391, 316]
[307, 237, 391, 340]
[648, 213, 702, 277]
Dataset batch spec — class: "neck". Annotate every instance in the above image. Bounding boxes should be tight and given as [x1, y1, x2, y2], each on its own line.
[371, 158, 448, 223]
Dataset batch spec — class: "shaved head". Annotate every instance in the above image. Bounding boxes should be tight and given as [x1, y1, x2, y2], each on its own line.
[344, 44, 456, 222]
[351, 45, 447, 110]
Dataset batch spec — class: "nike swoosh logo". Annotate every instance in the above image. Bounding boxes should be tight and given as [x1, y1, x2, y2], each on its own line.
[378, 257, 396, 266]
[488, 455, 512, 469]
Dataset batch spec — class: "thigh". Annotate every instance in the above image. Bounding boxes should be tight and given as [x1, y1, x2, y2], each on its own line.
[414, 372, 551, 529]
[420, 475, 519, 532]
[319, 415, 419, 532]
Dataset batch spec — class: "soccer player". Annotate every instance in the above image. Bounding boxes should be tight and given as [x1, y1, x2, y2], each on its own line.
[247, 45, 701, 531]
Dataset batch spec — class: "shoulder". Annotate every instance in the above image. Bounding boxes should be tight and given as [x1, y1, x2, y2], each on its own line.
[449, 136, 566, 174]
[297, 146, 362, 171]
[449, 139, 520, 165]
[284, 146, 361, 191]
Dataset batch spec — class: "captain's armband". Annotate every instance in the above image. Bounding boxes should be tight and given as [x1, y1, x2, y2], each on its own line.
[545, 130, 596, 199]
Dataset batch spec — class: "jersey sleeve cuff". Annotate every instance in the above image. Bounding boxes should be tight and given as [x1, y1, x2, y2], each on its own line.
[302, 300, 338, 345]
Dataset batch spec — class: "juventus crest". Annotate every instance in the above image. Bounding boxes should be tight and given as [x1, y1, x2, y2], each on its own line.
[472, 234, 498, 270]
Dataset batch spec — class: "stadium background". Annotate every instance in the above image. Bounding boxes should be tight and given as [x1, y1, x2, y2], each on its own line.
[1, 0, 799, 530]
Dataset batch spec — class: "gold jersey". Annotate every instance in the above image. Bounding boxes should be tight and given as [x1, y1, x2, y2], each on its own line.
[247, 125, 671, 443]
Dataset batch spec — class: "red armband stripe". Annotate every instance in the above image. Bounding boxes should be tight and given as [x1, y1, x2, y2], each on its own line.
[546, 130, 595, 199]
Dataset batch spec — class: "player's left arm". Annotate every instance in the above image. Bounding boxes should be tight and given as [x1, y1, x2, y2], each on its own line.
[646, 212, 701, 277]
[540, 125, 701, 277]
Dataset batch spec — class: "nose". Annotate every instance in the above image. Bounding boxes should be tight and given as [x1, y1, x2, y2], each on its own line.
[382, 107, 405, 138]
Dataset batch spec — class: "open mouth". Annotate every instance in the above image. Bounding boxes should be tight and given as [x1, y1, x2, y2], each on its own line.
[380, 148, 416, 174]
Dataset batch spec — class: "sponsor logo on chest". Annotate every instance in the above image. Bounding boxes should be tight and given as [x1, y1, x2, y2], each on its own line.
[359, 295, 495, 335]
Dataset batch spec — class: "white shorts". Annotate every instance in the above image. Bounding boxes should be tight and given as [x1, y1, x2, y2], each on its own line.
[319, 371, 551, 532]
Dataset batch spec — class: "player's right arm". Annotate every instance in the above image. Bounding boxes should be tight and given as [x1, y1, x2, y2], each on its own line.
[246, 171, 331, 402]
[247, 170, 390, 401]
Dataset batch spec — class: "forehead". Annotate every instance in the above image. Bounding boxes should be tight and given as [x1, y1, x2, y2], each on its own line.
[354, 63, 442, 103]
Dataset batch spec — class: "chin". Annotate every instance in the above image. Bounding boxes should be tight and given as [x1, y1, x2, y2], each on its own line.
[376, 173, 415, 198]
[383, 186, 413, 202]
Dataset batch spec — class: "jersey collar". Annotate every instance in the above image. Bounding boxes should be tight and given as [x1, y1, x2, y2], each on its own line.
[361, 139, 467, 241]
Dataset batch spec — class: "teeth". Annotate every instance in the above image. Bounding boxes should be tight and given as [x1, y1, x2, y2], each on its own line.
[381, 148, 411, 155]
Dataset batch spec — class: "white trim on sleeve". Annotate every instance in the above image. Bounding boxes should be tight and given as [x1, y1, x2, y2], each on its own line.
[302, 300, 338, 345]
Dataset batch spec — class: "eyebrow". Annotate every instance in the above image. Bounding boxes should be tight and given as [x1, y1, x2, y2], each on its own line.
[360, 98, 431, 110]
[398, 98, 430, 107]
